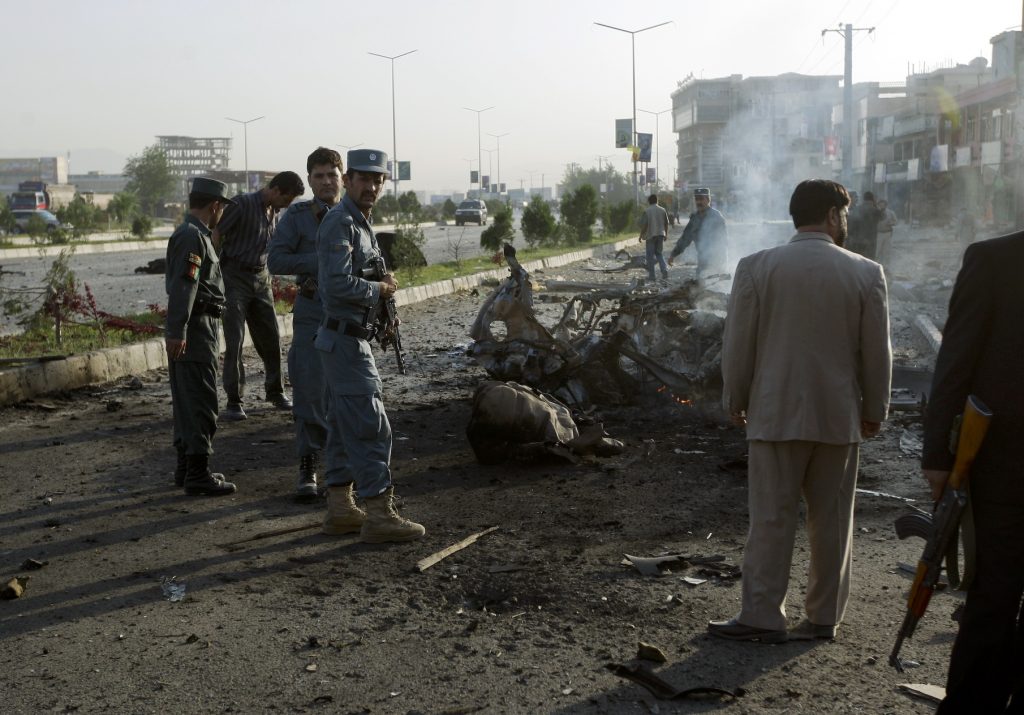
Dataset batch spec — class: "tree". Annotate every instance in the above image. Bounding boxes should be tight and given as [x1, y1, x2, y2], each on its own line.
[107, 192, 139, 225]
[397, 191, 421, 222]
[559, 184, 600, 245]
[123, 145, 176, 215]
[606, 200, 638, 235]
[441, 198, 457, 222]
[0, 197, 15, 234]
[57, 195, 103, 237]
[480, 208, 515, 252]
[375, 193, 399, 223]
[520, 195, 558, 248]
[561, 162, 633, 204]
[131, 215, 154, 239]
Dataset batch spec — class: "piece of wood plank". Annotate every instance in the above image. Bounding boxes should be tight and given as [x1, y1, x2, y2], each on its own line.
[217, 521, 321, 550]
[416, 526, 499, 572]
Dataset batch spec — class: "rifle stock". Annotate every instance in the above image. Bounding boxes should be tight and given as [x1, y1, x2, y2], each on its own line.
[889, 394, 992, 672]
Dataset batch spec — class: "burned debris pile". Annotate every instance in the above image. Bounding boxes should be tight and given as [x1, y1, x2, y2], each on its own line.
[468, 245, 729, 410]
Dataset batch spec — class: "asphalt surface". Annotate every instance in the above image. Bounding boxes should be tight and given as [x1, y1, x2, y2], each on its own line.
[0, 222, 518, 336]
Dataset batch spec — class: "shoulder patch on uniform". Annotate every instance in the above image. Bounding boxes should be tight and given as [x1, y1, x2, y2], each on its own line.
[187, 253, 202, 266]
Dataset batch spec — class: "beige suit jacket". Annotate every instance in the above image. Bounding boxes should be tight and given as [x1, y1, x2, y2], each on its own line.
[722, 232, 891, 444]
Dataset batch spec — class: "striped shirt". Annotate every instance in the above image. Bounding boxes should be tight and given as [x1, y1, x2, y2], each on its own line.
[217, 191, 280, 269]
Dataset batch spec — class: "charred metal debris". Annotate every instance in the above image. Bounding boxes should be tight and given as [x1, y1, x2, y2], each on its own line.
[468, 244, 729, 409]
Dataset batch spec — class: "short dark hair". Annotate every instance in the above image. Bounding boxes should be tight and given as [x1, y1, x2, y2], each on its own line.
[863, 191, 875, 202]
[648, 194, 658, 204]
[307, 147, 343, 175]
[789, 180, 850, 228]
[269, 171, 305, 196]
[189, 193, 219, 209]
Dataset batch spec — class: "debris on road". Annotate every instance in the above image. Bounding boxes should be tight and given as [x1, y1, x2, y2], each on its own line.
[415, 526, 499, 572]
[160, 576, 186, 602]
[1, 576, 28, 599]
[19, 558, 47, 571]
[897, 683, 944, 703]
[636, 641, 668, 663]
[606, 662, 744, 701]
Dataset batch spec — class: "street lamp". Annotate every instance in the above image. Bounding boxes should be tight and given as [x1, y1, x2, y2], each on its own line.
[225, 115, 265, 192]
[463, 158, 477, 191]
[594, 20, 671, 205]
[638, 107, 671, 191]
[488, 132, 509, 193]
[483, 147, 497, 194]
[369, 49, 417, 197]
[463, 106, 494, 197]
[337, 143, 363, 152]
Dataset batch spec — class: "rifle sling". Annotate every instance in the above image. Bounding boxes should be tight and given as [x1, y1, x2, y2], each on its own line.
[945, 495, 976, 591]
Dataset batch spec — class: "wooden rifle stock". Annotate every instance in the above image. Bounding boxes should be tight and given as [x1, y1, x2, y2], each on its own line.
[889, 394, 992, 671]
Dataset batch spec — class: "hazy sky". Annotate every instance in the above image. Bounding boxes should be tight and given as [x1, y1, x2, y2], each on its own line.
[2, 0, 1019, 195]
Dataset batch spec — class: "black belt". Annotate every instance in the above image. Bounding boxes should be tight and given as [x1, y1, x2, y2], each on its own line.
[195, 300, 225, 318]
[223, 258, 266, 273]
[324, 317, 375, 341]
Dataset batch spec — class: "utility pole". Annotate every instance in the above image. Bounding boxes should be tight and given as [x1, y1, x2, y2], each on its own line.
[488, 132, 509, 193]
[822, 23, 874, 187]
[369, 50, 417, 198]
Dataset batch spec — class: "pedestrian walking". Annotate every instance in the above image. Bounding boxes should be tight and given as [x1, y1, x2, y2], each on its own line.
[315, 149, 425, 542]
[638, 193, 670, 283]
[268, 148, 344, 500]
[165, 177, 238, 496]
[875, 198, 897, 271]
[214, 171, 305, 421]
[711, 179, 891, 643]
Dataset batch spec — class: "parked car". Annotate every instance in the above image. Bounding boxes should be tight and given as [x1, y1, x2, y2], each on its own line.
[11, 209, 71, 234]
[454, 200, 487, 226]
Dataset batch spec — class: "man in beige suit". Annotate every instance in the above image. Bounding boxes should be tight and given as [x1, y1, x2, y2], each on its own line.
[710, 179, 891, 643]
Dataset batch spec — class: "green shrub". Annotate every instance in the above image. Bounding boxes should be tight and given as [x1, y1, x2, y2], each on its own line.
[480, 209, 515, 252]
[131, 215, 153, 239]
[521, 195, 558, 248]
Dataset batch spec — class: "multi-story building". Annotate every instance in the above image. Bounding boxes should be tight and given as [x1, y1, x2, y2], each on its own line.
[671, 73, 840, 217]
[866, 30, 1022, 227]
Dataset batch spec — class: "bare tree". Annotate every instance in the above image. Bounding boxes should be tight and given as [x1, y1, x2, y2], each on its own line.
[445, 227, 469, 269]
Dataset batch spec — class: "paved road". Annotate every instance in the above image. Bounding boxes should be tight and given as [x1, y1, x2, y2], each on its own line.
[0, 222, 523, 335]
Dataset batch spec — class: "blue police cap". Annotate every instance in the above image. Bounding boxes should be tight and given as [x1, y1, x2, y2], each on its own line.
[347, 149, 389, 176]
[189, 177, 235, 204]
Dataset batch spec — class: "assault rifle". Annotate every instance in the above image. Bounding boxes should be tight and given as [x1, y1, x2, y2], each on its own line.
[360, 255, 406, 374]
[889, 394, 992, 672]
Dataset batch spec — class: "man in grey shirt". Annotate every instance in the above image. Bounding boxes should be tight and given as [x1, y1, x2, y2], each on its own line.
[638, 194, 670, 283]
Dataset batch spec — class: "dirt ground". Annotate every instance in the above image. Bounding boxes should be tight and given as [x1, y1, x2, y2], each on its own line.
[0, 229, 969, 714]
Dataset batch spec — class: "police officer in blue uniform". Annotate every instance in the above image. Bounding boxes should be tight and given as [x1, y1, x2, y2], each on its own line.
[268, 147, 345, 500]
[165, 177, 238, 496]
[669, 187, 729, 279]
[315, 149, 425, 542]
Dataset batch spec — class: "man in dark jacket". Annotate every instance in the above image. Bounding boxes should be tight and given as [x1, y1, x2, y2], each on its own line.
[165, 177, 238, 496]
[922, 232, 1024, 713]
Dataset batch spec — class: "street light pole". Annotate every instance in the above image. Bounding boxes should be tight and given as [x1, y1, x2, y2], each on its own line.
[483, 147, 497, 193]
[462, 158, 477, 192]
[369, 49, 417, 197]
[488, 132, 509, 193]
[594, 20, 671, 205]
[639, 107, 671, 191]
[225, 115, 265, 192]
[463, 106, 494, 198]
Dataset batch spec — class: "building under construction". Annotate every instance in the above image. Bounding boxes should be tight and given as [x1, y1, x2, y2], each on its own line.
[156, 136, 232, 198]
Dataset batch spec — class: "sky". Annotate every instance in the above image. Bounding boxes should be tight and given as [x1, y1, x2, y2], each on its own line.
[1, 0, 1020, 196]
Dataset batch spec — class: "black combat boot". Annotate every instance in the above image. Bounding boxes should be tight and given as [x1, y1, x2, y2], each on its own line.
[184, 454, 237, 496]
[295, 452, 319, 501]
[174, 446, 187, 488]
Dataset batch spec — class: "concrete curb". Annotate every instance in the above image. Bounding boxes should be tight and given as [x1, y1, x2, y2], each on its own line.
[0, 314, 294, 406]
[0, 239, 634, 406]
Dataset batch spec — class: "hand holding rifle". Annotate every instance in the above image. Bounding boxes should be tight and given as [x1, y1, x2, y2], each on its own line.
[889, 394, 992, 672]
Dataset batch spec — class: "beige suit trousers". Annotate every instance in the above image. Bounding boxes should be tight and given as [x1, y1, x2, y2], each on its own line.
[738, 440, 859, 631]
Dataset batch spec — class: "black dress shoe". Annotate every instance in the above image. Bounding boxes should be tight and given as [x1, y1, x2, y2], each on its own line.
[708, 618, 787, 644]
[268, 394, 293, 410]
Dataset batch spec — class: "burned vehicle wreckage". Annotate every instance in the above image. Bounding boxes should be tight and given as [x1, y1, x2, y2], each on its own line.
[464, 244, 729, 463]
